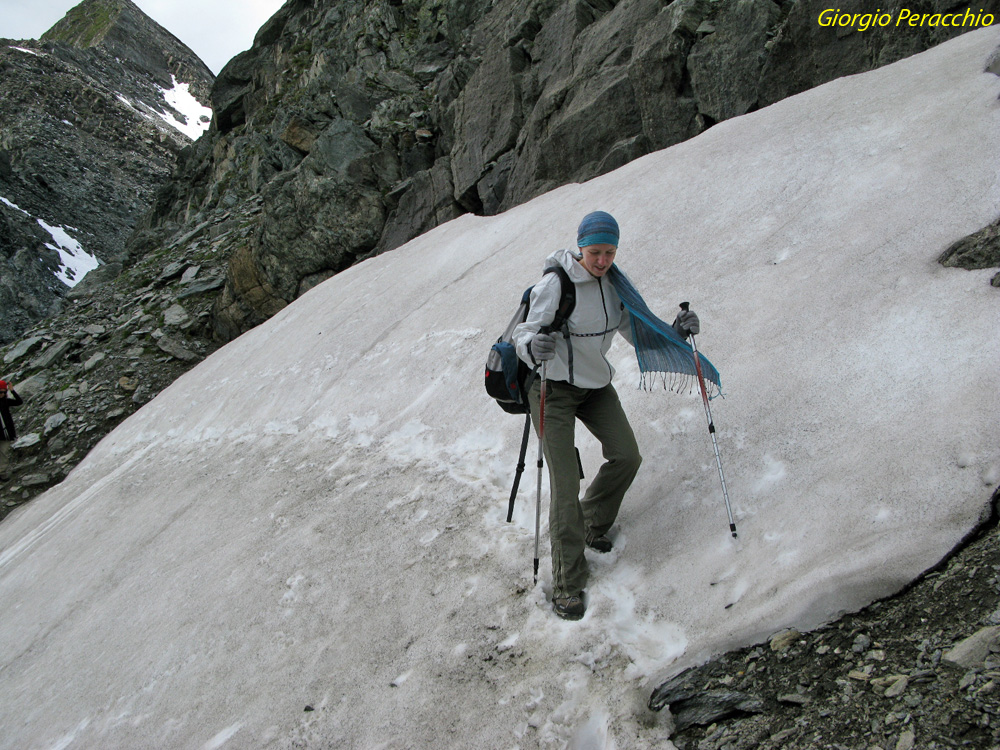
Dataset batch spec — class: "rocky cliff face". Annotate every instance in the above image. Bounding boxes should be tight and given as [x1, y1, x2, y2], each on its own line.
[121, 0, 1000, 342]
[0, 0, 214, 345]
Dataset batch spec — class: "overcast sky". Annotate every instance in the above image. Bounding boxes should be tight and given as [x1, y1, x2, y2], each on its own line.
[0, 0, 286, 74]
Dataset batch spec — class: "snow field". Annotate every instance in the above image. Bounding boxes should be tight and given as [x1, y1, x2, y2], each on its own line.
[0, 26, 998, 749]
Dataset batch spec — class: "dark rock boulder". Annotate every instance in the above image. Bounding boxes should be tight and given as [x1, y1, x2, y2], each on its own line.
[939, 216, 1000, 287]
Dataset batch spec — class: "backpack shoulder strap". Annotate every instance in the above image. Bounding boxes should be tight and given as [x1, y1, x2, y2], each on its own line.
[542, 265, 575, 334]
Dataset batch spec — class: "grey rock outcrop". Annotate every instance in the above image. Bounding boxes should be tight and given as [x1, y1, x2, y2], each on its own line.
[1, 222, 231, 512]
[688, 0, 781, 122]
[122, 0, 1000, 344]
[939, 215, 1000, 287]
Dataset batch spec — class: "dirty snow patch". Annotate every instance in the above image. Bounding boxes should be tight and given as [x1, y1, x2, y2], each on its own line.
[158, 76, 212, 139]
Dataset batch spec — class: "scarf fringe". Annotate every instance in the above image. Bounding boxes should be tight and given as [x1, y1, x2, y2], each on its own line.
[638, 371, 724, 400]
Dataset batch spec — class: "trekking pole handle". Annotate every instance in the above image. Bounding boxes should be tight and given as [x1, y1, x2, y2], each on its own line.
[678, 302, 697, 348]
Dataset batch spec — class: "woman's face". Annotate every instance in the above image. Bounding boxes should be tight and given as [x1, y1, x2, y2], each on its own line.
[579, 243, 617, 278]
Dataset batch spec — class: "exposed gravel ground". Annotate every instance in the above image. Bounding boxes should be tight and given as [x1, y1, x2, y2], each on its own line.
[652, 488, 1000, 750]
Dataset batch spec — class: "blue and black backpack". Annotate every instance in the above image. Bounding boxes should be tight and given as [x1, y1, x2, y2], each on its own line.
[485, 265, 575, 414]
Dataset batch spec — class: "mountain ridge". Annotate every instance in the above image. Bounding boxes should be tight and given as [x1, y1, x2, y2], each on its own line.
[0, 1, 215, 345]
[41, 0, 214, 99]
[131, 0, 1000, 343]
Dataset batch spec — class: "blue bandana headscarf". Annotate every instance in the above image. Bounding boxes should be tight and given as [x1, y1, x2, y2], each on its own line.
[577, 211, 620, 248]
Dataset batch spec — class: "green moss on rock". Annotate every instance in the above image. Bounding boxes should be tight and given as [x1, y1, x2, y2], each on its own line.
[40, 0, 127, 49]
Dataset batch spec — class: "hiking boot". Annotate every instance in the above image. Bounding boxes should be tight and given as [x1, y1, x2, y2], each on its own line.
[553, 594, 586, 620]
[586, 533, 613, 553]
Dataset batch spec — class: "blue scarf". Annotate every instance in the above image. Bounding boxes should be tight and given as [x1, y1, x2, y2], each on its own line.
[607, 266, 722, 397]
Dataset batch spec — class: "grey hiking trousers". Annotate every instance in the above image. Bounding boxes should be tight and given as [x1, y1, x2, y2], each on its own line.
[528, 378, 642, 599]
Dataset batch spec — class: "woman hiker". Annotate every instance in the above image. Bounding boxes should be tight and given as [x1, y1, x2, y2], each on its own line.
[0, 380, 24, 481]
[513, 211, 704, 620]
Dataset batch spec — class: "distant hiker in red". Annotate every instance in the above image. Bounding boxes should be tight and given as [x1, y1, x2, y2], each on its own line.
[0, 380, 23, 481]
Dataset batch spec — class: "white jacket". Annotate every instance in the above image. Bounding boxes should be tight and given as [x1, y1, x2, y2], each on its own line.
[513, 248, 634, 389]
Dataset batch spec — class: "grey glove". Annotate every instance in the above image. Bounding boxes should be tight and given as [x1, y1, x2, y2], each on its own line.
[672, 309, 700, 339]
[529, 331, 557, 362]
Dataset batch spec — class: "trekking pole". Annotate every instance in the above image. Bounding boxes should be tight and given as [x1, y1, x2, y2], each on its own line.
[506, 413, 532, 523]
[680, 303, 737, 538]
[506, 364, 541, 523]
[533, 360, 547, 584]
